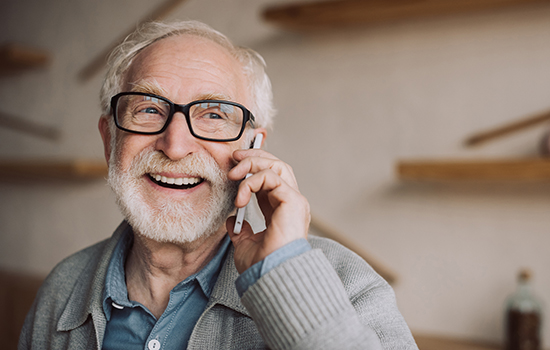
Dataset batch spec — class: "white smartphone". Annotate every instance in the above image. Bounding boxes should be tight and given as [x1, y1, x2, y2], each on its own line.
[233, 133, 263, 234]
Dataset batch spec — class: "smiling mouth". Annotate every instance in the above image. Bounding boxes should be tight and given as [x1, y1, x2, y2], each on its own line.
[149, 173, 204, 189]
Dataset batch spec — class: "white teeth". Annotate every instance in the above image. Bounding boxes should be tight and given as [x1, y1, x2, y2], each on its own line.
[151, 174, 201, 187]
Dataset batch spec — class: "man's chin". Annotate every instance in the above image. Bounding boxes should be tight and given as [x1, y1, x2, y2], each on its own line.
[120, 188, 236, 246]
[122, 204, 214, 245]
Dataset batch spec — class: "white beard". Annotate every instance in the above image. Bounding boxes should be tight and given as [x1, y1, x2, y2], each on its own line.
[107, 148, 238, 245]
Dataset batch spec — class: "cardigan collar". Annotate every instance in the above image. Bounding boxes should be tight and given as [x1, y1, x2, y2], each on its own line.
[56, 221, 129, 346]
[207, 242, 250, 316]
[56, 221, 250, 347]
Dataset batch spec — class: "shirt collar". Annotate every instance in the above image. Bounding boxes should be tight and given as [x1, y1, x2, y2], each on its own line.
[102, 229, 231, 320]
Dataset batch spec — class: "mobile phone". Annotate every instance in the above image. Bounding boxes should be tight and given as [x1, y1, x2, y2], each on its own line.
[233, 133, 263, 234]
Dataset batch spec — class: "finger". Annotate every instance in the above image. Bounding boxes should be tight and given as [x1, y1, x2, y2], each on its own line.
[226, 216, 254, 240]
[234, 169, 300, 209]
[235, 173, 310, 242]
[231, 150, 280, 178]
[233, 148, 278, 161]
[230, 155, 299, 189]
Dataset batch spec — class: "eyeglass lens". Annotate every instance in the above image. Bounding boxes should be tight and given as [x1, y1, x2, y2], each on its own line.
[115, 94, 245, 140]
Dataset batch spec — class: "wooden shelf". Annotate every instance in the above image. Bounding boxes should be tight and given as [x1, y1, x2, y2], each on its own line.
[0, 43, 50, 76]
[0, 159, 107, 181]
[414, 334, 500, 350]
[263, 0, 550, 30]
[397, 158, 550, 181]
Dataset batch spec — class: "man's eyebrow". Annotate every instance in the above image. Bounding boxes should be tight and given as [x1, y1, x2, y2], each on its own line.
[129, 80, 168, 97]
[128, 82, 235, 103]
[195, 93, 234, 102]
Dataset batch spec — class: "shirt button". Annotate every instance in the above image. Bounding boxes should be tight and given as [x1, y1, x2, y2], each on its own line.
[148, 339, 161, 350]
[111, 302, 124, 310]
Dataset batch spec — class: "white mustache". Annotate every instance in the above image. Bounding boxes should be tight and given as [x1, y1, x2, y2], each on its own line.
[128, 149, 225, 184]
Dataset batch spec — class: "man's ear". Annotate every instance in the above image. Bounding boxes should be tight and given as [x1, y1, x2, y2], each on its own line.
[98, 116, 112, 164]
[254, 128, 267, 148]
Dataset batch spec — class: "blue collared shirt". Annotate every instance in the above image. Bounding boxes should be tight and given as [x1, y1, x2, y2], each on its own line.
[102, 229, 311, 349]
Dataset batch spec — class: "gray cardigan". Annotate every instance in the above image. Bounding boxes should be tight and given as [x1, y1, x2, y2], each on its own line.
[19, 222, 418, 349]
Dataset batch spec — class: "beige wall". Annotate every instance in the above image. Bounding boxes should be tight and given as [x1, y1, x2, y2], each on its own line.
[1, 0, 549, 346]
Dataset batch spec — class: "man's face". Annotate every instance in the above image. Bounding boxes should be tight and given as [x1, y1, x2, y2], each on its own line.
[101, 34, 257, 244]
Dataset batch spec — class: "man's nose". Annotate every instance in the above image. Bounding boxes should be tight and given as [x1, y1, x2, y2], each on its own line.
[155, 113, 201, 160]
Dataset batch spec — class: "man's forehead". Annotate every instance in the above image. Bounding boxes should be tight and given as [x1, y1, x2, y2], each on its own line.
[127, 34, 239, 76]
[123, 35, 248, 104]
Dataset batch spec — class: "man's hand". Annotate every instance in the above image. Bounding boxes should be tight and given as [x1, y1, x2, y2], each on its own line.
[227, 149, 310, 274]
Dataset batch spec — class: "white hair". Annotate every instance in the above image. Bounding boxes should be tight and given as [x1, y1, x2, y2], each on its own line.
[99, 20, 275, 129]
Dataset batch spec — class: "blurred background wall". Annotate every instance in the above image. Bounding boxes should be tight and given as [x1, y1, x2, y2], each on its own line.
[1, 0, 550, 346]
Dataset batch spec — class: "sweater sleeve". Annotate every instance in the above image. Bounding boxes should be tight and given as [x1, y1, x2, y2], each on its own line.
[235, 238, 311, 297]
[239, 238, 418, 350]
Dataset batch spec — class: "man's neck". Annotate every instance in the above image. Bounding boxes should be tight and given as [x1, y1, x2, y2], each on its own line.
[125, 228, 227, 319]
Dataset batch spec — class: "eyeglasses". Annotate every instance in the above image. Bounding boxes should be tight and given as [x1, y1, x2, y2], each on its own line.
[110, 92, 255, 142]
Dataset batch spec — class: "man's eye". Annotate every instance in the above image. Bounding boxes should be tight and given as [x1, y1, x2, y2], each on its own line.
[138, 107, 160, 114]
[204, 113, 224, 119]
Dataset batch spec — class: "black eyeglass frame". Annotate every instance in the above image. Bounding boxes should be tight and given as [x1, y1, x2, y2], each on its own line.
[110, 92, 256, 142]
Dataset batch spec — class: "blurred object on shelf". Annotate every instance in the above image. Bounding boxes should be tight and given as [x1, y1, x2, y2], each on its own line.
[539, 129, 550, 157]
[504, 269, 543, 350]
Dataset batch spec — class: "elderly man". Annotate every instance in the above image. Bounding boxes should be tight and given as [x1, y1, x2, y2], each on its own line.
[20, 20, 417, 350]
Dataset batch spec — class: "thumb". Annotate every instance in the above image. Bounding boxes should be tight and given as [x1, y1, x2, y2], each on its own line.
[226, 216, 254, 243]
